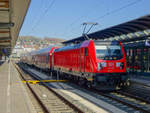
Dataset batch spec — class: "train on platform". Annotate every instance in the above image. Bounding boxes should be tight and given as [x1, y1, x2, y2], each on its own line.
[21, 40, 129, 90]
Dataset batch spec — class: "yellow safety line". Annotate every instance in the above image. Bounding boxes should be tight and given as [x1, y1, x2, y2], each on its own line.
[42, 80, 68, 82]
[22, 80, 68, 84]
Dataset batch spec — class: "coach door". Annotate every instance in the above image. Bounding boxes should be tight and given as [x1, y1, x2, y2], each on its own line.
[46, 53, 49, 68]
[51, 52, 54, 70]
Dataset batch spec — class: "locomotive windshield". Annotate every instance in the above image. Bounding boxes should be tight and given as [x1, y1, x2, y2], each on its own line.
[95, 42, 123, 60]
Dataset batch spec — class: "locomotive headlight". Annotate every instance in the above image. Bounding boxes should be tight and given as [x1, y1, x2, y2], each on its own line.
[120, 62, 124, 69]
[97, 63, 103, 70]
[116, 62, 121, 67]
[116, 62, 124, 69]
[101, 62, 106, 67]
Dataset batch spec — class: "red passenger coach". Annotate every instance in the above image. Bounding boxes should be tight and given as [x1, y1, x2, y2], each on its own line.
[22, 46, 59, 72]
[53, 40, 128, 90]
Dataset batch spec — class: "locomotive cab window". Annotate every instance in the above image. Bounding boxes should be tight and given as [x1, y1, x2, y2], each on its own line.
[46, 54, 49, 63]
[94, 41, 123, 60]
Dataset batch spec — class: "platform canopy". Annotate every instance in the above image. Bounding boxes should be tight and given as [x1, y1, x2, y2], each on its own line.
[0, 0, 31, 56]
[63, 15, 150, 45]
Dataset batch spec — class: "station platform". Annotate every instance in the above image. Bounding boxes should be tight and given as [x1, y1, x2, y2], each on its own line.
[0, 61, 35, 113]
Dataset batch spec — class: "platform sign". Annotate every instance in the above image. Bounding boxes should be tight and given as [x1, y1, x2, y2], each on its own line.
[145, 40, 150, 46]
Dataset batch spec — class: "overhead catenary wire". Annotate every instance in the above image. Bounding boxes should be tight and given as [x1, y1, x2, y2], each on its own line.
[23, 0, 45, 35]
[65, 0, 143, 39]
[60, 1, 104, 37]
[27, 0, 56, 35]
[93, 0, 143, 21]
[24, 0, 143, 40]
[29, 0, 45, 29]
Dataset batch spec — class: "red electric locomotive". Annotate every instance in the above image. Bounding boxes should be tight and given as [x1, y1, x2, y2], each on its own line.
[53, 40, 128, 90]
[21, 40, 128, 90]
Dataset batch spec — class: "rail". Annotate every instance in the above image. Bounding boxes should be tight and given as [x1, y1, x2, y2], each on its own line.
[15, 63, 84, 113]
[14, 64, 50, 113]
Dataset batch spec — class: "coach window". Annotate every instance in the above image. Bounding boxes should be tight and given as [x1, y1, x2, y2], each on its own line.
[85, 48, 88, 56]
[46, 54, 49, 63]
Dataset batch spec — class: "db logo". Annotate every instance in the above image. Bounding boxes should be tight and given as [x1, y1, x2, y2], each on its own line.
[109, 63, 114, 67]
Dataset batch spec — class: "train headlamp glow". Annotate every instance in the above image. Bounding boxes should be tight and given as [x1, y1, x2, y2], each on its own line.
[120, 62, 124, 69]
[97, 62, 106, 71]
[97, 63, 102, 70]
[116, 62, 121, 67]
[101, 62, 106, 67]
[116, 62, 124, 69]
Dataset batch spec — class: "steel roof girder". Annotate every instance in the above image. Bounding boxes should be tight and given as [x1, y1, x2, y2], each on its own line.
[0, 22, 14, 29]
[0, 37, 11, 40]
[124, 22, 148, 30]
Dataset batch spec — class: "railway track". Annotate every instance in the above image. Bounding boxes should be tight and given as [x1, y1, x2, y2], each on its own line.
[124, 81, 150, 101]
[98, 91, 150, 113]
[60, 81, 150, 113]
[68, 78, 150, 112]
[17, 63, 150, 113]
[83, 83, 150, 113]
[15, 63, 84, 113]
[63, 74, 150, 112]
[59, 81, 149, 113]
[116, 90, 150, 104]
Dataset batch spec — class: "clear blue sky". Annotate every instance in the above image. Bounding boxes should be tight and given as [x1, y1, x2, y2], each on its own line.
[19, 0, 150, 40]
